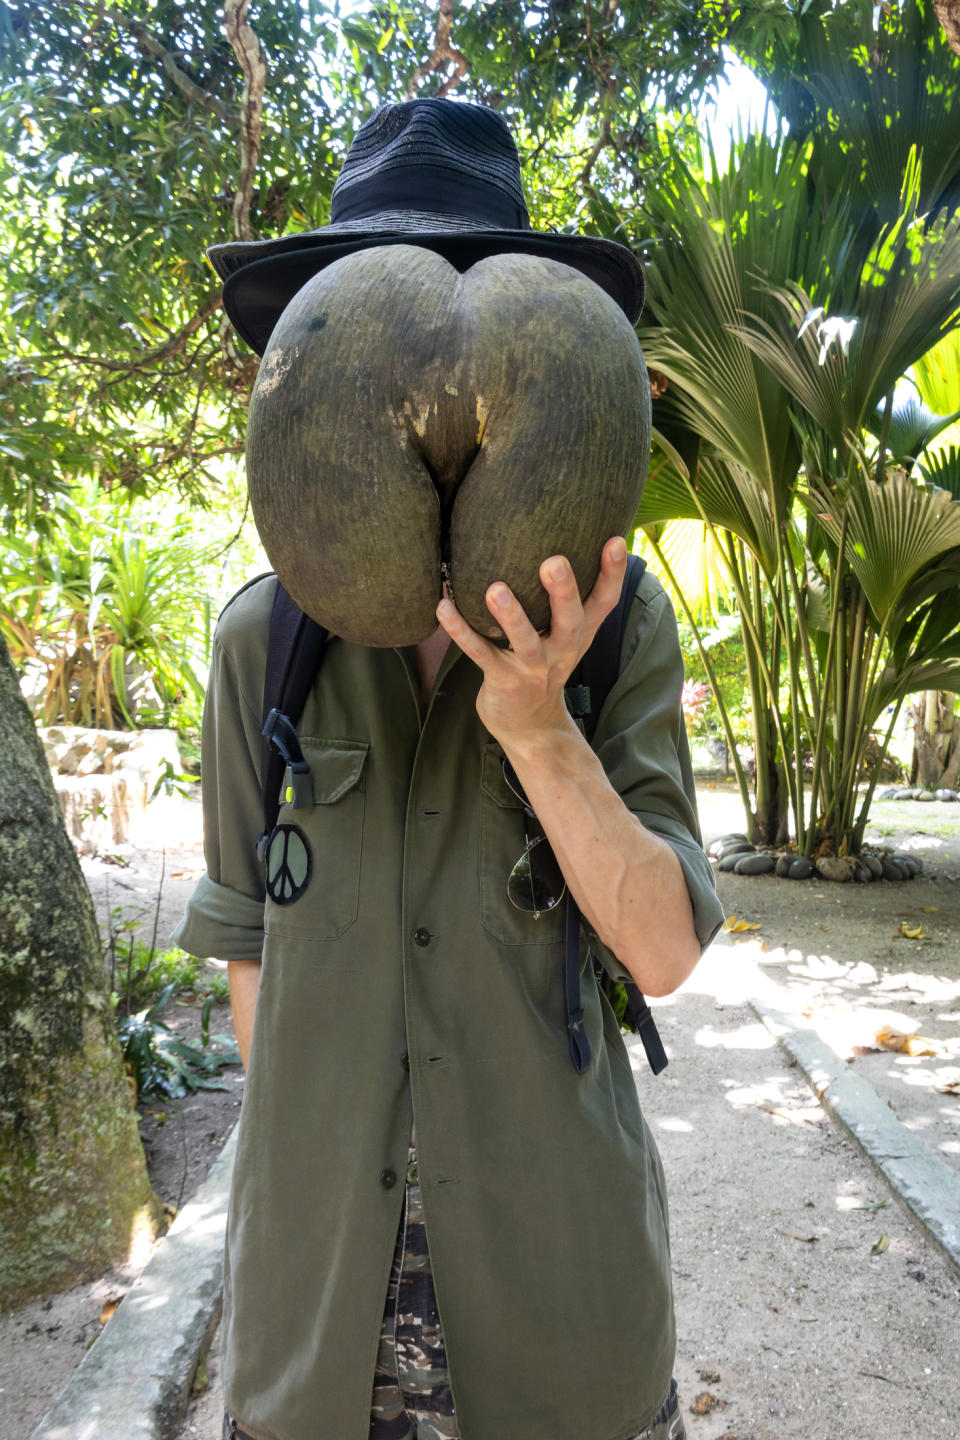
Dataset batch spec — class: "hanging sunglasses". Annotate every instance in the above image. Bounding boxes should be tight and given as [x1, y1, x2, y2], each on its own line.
[502, 758, 567, 919]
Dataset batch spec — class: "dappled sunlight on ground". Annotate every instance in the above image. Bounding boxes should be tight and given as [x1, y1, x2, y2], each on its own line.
[693, 1019, 776, 1050]
[654, 1116, 694, 1133]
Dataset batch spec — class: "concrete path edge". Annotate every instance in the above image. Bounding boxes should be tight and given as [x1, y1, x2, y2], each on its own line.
[747, 974, 960, 1275]
[29, 1123, 238, 1440]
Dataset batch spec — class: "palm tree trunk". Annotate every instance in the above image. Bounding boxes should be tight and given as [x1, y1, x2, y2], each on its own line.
[911, 690, 959, 788]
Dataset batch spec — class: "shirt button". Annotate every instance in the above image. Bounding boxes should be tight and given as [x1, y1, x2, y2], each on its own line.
[413, 927, 431, 947]
[401, 1051, 410, 1071]
[379, 1168, 397, 1189]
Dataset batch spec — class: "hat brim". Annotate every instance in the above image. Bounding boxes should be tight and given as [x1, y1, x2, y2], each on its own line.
[216, 228, 644, 356]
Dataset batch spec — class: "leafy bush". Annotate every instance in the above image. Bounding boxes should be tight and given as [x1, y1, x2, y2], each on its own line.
[1, 476, 263, 732]
[106, 902, 236, 1101]
[117, 985, 240, 1101]
[110, 933, 230, 1014]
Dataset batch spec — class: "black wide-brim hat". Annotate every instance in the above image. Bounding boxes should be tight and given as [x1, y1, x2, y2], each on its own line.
[208, 98, 645, 357]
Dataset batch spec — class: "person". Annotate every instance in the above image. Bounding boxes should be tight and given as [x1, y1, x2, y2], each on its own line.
[175, 98, 724, 1440]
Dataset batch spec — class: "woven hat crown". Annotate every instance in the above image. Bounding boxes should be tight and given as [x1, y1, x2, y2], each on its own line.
[328, 98, 532, 231]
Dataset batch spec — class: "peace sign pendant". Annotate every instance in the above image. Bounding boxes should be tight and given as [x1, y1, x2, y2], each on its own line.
[264, 823, 312, 906]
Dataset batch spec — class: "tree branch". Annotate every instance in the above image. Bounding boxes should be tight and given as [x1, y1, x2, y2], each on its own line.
[83, 6, 238, 124]
[224, 0, 268, 242]
[405, 0, 469, 98]
[579, 114, 612, 186]
[40, 292, 222, 374]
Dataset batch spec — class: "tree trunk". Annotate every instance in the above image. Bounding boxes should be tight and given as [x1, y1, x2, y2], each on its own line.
[934, 1, 960, 57]
[0, 637, 161, 1308]
[910, 690, 959, 789]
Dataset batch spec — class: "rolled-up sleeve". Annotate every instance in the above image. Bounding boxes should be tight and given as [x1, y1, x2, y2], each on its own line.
[590, 573, 725, 966]
[172, 579, 273, 962]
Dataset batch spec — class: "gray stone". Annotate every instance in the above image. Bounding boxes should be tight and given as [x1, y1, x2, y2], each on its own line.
[860, 854, 883, 879]
[915, 790, 935, 802]
[775, 853, 793, 877]
[718, 851, 747, 872]
[935, 789, 958, 802]
[715, 839, 754, 862]
[708, 833, 749, 858]
[787, 856, 814, 880]
[851, 860, 872, 883]
[893, 788, 917, 800]
[892, 853, 921, 878]
[882, 859, 905, 881]
[815, 855, 852, 883]
[876, 787, 898, 800]
[734, 852, 776, 875]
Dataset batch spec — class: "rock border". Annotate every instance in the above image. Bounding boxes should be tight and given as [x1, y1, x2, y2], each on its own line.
[707, 833, 922, 882]
[876, 787, 958, 803]
[29, 1126, 237, 1440]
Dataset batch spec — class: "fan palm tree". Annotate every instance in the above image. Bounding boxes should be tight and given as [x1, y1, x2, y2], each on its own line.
[635, 126, 960, 856]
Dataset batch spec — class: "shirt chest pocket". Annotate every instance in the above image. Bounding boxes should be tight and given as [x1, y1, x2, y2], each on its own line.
[479, 741, 565, 947]
[264, 738, 369, 941]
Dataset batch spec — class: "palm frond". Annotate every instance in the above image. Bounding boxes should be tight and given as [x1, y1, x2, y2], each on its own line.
[811, 471, 960, 624]
[636, 518, 734, 624]
[636, 450, 780, 577]
[918, 445, 960, 499]
[914, 329, 960, 416]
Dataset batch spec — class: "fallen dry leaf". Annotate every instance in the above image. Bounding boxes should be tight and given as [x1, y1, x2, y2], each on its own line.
[99, 1295, 123, 1325]
[698, 1369, 721, 1384]
[756, 1100, 817, 1126]
[690, 1392, 725, 1416]
[874, 1026, 941, 1057]
[851, 1044, 883, 1056]
[871, 1233, 891, 1256]
[722, 915, 761, 933]
[897, 923, 925, 940]
[935, 1080, 960, 1095]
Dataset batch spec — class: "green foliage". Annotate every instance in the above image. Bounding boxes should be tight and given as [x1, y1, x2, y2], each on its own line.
[107, 898, 235, 1101]
[116, 985, 239, 1100]
[740, 0, 960, 219]
[676, 611, 754, 747]
[0, 475, 260, 730]
[110, 932, 230, 1014]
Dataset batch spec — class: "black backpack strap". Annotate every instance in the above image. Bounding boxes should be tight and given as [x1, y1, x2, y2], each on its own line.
[561, 554, 667, 1077]
[565, 554, 647, 736]
[257, 580, 329, 861]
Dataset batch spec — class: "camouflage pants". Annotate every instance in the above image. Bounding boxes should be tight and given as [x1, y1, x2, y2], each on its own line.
[225, 1148, 685, 1440]
[367, 1148, 686, 1440]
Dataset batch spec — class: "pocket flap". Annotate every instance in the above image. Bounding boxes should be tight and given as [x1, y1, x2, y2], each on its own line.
[480, 740, 523, 809]
[301, 739, 369, 804]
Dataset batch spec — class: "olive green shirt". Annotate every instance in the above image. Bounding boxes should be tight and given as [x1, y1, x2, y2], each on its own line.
[175, 569, 723, 1440]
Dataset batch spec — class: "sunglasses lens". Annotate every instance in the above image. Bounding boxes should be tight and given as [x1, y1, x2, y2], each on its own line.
[508, 835, 566, 915]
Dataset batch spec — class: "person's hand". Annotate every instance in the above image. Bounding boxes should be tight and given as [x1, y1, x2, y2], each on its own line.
[435, 535, 628, 747]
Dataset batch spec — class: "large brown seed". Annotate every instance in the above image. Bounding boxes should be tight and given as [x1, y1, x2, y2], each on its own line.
[246, 245, 651, 645]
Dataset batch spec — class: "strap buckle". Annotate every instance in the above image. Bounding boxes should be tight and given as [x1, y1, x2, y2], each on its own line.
[262, 708, 313, 809]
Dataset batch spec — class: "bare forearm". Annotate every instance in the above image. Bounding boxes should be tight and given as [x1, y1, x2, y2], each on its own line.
[504, 719, 700, 996]
[228, 959, 262, 1069]
[435, 539, 702, 994]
